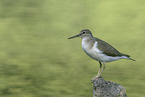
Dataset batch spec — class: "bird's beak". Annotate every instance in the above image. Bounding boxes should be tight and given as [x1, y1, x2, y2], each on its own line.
[68, 34, 81, 39]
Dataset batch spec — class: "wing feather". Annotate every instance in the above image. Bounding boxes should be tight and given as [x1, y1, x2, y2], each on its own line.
[94, 37, 130, 57]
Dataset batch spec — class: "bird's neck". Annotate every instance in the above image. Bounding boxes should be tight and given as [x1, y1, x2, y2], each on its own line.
[82, 37, 95, 49]
[82, 36, 93, 41]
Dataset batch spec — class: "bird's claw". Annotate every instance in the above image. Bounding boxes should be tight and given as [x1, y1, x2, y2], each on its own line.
[91, 75, 100, 83]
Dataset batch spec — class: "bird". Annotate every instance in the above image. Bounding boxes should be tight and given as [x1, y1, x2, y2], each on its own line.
[68, 29, 135, 82]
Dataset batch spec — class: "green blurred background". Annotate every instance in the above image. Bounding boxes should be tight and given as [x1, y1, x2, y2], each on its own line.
[0, 0, 144, 97]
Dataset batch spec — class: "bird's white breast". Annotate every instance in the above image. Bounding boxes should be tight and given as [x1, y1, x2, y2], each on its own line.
[82, 39, 102, 61]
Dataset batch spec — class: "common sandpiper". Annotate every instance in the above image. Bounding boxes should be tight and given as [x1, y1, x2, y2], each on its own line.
[68, 29, 135, 82]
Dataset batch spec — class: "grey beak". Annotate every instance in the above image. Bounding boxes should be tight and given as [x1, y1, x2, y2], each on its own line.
[68, 34, 80, 39]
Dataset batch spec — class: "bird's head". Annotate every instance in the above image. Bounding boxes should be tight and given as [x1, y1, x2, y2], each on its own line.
[68, 29, 93, 39]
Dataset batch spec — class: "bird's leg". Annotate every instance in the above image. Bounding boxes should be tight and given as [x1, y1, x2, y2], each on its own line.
[91, 61, 103, 82]
[96, 61, 102, 76]
[99, 63, 105, 76]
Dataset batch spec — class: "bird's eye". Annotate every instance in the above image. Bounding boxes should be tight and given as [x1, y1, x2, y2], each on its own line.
[82, 32, 85, 34]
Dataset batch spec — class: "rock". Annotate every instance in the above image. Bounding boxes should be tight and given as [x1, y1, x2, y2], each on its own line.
[93, 77, 127, 97]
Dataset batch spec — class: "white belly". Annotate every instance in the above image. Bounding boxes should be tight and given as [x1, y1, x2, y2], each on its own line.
[82, 40, 123, 63]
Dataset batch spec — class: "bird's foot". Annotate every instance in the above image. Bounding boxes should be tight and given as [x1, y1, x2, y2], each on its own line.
[91, 75, 101, 83]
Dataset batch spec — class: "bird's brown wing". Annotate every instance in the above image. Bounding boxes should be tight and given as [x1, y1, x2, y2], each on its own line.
[94, 37, 130, 57]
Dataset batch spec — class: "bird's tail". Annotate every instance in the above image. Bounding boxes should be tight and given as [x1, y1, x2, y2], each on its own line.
[127, 57, 136, 61]
[122, 54, 136, 61]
